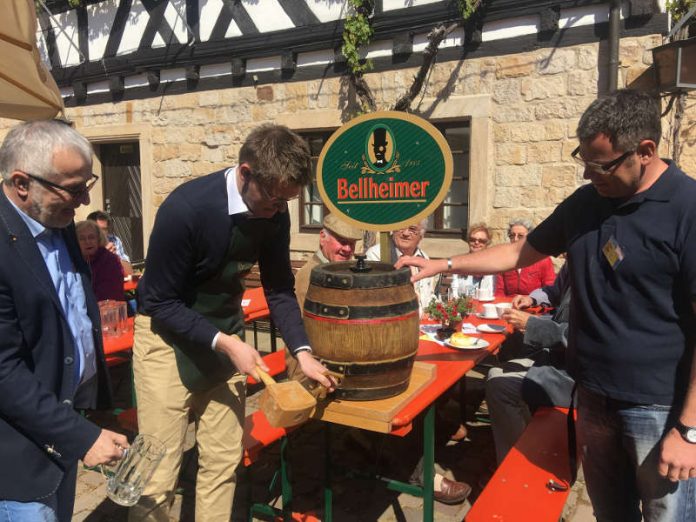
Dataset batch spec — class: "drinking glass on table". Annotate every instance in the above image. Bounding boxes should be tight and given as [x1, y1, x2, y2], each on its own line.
[106, 434, 165, 507]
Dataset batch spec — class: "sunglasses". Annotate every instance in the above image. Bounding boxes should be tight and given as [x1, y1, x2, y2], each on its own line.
[20, 171, 99, 197]
[571, 146, 634, 176]
[468, 237, 488, 244]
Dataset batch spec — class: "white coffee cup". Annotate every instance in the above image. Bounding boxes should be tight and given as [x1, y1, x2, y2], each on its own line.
[476, 288, 493, 301]
[482, 303, 498, 318]
[496, 303, 512, 318]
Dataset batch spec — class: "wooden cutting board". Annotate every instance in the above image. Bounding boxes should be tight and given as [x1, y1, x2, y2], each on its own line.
[312, 362, 436, 433]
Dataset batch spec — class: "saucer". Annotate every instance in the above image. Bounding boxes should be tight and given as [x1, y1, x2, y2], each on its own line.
[477, 296, 495, 302]
[477, 323, 507, 334]
[476, 313, 499, 320]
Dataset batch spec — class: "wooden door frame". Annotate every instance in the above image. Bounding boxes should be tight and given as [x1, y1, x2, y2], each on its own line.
[75, 124, 154, 257]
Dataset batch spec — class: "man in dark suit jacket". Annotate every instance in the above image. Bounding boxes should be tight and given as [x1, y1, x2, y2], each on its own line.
[0, 120, 128, 521]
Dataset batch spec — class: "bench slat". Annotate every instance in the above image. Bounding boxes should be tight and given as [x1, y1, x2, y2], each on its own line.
[467, 406, 574, 521]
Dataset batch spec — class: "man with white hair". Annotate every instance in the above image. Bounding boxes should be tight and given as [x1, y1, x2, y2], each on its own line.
[366, 218, 440, 314]
[0, 120, 127, 521]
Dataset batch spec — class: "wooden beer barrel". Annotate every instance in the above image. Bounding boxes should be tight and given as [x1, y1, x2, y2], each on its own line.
[303, 260, 419, 400]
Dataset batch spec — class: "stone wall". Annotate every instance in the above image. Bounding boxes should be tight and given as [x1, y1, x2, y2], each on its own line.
[1, 33, 694, 259]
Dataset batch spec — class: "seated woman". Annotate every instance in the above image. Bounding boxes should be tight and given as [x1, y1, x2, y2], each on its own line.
[494, 219, 555, 298]
[76, 220, 125, 302]
[452, 222, 496, 299]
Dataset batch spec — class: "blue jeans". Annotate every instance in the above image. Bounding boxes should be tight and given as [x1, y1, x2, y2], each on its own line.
[577, 386, 696, 522]
[0, 500, 58, 522]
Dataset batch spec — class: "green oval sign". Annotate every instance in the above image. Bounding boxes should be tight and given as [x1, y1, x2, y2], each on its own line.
[317, 111, 453, 232]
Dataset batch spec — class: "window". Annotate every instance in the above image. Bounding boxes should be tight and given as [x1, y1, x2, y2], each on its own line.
[300, 131, 333, 232]
[298, 120, 470, 236]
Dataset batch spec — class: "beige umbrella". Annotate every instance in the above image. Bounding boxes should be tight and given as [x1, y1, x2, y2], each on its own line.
[0, 0, 64, 120]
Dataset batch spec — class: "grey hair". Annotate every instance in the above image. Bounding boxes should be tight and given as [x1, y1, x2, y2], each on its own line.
[76, 219, 107, 247]
[508, 218, 533, 234]
[577, 89, 661, 152]
[0, 120, 93, 181]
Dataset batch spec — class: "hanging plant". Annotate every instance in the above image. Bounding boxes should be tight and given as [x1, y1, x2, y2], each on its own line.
[342, 0, 375, 76]
[457, 0, 483, 20]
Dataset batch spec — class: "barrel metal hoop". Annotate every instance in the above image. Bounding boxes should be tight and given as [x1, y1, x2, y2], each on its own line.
[309, 262, 412, 289]
[319, 355, 415, 376]
[304, 299, 418, 320]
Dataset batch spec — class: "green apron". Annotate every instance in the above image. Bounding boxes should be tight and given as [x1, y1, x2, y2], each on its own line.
[155, 216, 280, 391]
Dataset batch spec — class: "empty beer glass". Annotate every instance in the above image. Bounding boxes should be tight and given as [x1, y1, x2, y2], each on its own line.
[106, 434, 165, 507]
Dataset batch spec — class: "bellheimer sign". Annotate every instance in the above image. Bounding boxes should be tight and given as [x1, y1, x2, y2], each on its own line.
[317, 111, 453, 232]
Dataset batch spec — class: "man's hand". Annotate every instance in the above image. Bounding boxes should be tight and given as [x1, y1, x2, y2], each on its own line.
[297, 351, 336, 391]
[215, 333, 268, 380]
[512, 295, 534, 310]
[659, 429, 696, 481]
[501, 308, 531, 332]
[394, 256, 447, 283]
[105, 241, 118, 255]
[83, 429, 130, 467]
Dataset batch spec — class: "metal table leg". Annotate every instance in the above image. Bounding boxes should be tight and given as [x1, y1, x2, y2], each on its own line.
[324, 423, 333, 522]
[422, 404, 435, 522]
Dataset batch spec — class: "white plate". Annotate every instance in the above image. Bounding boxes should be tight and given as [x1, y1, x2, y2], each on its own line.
[477, 296, 495, 302]
[476, 313, 500, 320]
[445, 338, 490, 350]
[477, 323, 507, 334]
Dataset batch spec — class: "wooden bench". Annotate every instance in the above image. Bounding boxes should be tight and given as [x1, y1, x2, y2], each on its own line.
[466, 406, 577, 521]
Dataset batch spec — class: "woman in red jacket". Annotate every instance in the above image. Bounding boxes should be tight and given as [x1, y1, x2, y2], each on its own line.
[495, 219, 555, 297]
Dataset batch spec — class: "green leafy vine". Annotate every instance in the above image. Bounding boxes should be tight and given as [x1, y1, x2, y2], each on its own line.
[342, 0, 375, 75]
[457, 0, 482, 21]
[666, 0, 695, 23]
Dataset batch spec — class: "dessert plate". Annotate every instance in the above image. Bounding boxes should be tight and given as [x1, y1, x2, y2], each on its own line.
[444, 338, 490, 350]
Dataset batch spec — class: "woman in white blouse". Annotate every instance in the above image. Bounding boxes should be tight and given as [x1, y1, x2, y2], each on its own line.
[451, 223, 495, 299]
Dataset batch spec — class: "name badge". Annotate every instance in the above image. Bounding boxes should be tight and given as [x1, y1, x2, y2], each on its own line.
[602, 235, 624, 270]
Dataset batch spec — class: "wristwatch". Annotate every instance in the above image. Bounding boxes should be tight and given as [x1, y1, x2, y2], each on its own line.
[676, 421, 696, 444]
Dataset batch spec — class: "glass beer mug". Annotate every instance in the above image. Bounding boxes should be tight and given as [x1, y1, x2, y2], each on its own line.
[106, 434, 165, 507]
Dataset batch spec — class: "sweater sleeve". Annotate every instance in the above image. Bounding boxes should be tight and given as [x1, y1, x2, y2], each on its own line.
[137, 193, 219, 348]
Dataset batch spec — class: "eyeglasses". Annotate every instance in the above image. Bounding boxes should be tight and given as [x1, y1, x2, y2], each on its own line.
[468, 237, 488, 245]
[244, 166, 299, 203]
[508, 233, 527, 240]
[571, 146, 634, 176]
[257, 181, 300, 203]
[399, 226, 422, 236]
[21, 171, 99, 197]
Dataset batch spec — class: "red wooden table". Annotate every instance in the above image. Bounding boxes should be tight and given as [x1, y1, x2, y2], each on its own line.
[322, 310, 510, 522]
[123, 275, 140, 293]
[102, 317, 135, 359]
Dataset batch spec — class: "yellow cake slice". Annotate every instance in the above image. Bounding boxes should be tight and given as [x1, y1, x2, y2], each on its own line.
[448, 332, 477, 348]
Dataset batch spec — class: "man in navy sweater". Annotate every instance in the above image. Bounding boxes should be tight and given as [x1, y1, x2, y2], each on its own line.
[132, 124, 333, 521]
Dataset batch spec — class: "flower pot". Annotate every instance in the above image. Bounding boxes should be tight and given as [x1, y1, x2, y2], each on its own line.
[436, 321, 461, 340]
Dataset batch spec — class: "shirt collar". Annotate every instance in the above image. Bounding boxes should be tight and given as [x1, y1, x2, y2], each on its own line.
[7, 197, 49, 239]
[225, 166, 250, 216]
[616, 159, 676, 208]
